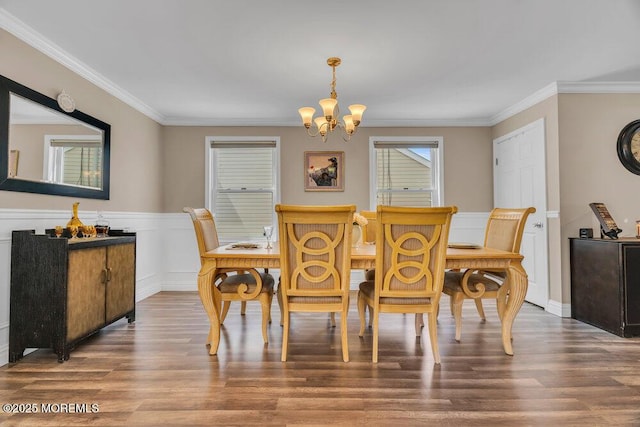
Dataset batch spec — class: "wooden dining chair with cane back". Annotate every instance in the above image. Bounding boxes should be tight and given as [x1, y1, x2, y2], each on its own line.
[442, 207, 535, 342]
[276, 204, 355, 362]
[183, 207, 275, 345]
[357, 205, 457, 364]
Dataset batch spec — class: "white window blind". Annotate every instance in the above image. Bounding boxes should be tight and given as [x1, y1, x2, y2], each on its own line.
[46, 136, 103, 188]
[371, 138, 442, 207]
[209, 139, 279, 241]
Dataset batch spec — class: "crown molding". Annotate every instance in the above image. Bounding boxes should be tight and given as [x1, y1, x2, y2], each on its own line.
[489, 82, 559, 126]
[0, 8, 165, 124]
[490, 81, 640, 125]
[162, 116, 492, 127]
[556, 81, 640, 93]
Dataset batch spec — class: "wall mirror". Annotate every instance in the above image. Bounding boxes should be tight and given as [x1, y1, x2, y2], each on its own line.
[0, 74, 110, 199]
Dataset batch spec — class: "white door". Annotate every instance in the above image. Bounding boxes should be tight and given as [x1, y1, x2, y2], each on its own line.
[493, 118, 549, 308]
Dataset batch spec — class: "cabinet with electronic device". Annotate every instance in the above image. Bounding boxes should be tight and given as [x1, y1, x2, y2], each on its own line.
[570, 237, 640, 337]
[9, 230, 136, 362]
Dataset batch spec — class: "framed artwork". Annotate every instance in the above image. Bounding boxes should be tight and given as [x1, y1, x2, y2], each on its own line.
[304, 151, 344, 191]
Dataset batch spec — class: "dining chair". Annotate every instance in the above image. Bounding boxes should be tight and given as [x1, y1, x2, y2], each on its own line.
[357, 205, 457, 364]
[442, 207, 535, 342]
[276, 204, 355, 362]
[183, 207, 275, 344]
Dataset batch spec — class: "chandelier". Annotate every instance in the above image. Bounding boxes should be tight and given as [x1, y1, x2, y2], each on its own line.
[298, 57, 366, 142]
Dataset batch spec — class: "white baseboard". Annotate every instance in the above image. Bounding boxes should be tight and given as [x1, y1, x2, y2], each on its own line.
[546, 299, 571, 317]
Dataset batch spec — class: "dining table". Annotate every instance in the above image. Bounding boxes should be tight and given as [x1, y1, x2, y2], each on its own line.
[197, 241, 527, 357]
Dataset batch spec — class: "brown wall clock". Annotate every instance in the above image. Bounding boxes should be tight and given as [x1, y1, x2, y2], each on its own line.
[617, 119, 640, 175]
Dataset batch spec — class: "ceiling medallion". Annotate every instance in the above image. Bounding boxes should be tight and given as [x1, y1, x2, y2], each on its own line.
[57, 90, 75, 113]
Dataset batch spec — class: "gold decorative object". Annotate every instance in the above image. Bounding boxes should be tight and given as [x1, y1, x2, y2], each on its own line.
[68, 225, 79, 239]
[298, 57, 366, 142]
[66, 202, 84, 228]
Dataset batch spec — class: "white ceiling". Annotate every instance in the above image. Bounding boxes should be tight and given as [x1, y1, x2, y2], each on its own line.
[1, 0, 640, 127]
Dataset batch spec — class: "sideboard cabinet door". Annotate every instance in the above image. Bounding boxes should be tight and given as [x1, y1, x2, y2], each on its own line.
[67, 247, 107, 342]
[106, 243, 136, 323]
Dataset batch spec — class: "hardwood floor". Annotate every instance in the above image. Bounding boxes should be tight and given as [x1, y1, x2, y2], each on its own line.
[1, 291, 640, 426]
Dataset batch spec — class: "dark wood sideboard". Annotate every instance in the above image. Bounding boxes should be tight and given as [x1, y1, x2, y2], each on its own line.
[9, 230, 136, 362]
[570, 237, 640, 337]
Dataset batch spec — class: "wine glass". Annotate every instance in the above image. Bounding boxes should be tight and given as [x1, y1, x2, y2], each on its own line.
[263, 226, 274, 249]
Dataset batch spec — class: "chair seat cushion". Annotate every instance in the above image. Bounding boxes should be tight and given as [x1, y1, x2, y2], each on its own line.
[218, 272, 274, 294]
[358, 281, 432, 305]
[443, 271, 501, 293]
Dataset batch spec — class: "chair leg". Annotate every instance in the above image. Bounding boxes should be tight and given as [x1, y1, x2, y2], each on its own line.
[474, 299, 486, 321]
[415, 313, 423, 336]
[281, 312, 290, 362]
[341, 305, 349, 362]
[220, 301, 231, 323]
[372, 308, 380, 363]
[330, 312, 336, 327]
[241, 301, 247, 315]
[368, 305, 373, 328]
[259, 293, 271, 344]
[357, 292, 367, 336]
[426, 310, 441, 364]
[449, 294, 455, 315]
[277, 282, 284, 326]
[452, 294, 464, 342]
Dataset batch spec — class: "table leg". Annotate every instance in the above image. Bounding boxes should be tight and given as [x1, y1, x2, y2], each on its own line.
[197, 261, 222, 355]
[502, 262, 528, 355]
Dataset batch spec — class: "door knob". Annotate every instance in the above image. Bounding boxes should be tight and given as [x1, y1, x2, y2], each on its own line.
[533, 222, 544, 228]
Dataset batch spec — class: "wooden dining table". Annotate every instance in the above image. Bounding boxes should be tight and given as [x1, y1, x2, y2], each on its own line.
[197, 242, 527, 357]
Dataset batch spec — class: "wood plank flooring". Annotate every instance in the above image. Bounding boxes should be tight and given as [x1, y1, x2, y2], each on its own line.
[1, 291, 640, 426]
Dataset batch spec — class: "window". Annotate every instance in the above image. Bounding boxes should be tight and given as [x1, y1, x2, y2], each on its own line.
[369, 137, 443, 208]
[206, 137, 280, 242]
[44, 135, 103, 188]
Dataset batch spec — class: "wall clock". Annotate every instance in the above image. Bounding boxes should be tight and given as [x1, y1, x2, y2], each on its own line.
[616, 119, 640, 175]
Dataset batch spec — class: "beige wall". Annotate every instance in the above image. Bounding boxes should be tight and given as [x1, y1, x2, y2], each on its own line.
[162, 126, 494, 213]
[557, 93, 640, 302]
[0, 30, 164, 212]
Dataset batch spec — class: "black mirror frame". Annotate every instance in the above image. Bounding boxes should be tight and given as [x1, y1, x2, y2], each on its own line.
[0, 74, 110, 199]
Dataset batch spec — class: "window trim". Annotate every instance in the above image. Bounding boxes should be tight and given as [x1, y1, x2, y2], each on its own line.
[204, 136, 281, 239]
[368, 136, 444, 209]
